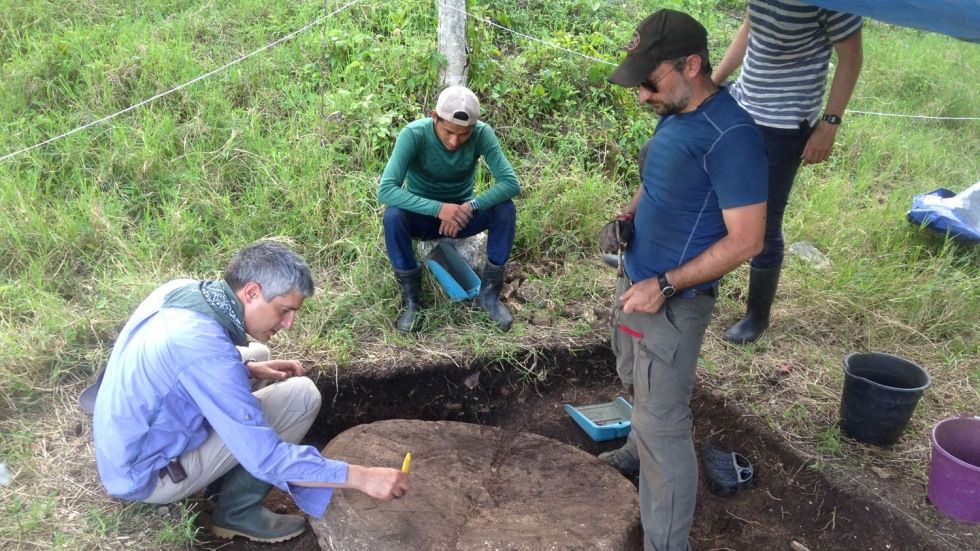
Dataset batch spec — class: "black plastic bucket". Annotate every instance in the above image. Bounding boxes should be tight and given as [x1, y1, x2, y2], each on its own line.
[839, 352, 931, 446]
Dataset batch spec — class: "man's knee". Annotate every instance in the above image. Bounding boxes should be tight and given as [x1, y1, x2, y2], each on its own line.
[239, 342, 271, 363]
[492, 200, 517, 223]
[383, 207, 409, 229]
[261, 376, 321, 415]
[287, 376, 321, 414]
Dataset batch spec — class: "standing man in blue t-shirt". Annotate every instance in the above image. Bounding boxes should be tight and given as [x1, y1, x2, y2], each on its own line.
[601, 9, 768, 550]
[712, 0, 863, 344]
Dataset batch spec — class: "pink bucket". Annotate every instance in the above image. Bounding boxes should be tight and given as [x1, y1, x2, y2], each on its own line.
[927, 416, 980, 523]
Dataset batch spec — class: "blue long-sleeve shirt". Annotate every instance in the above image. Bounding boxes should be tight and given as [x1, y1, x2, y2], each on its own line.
[93, 280, 347, 517]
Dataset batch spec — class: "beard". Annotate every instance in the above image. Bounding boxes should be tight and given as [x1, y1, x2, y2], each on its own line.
[650, 86, 693, 117]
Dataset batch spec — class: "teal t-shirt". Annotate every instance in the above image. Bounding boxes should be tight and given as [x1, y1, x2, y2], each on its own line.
[377, 118, 520, 217]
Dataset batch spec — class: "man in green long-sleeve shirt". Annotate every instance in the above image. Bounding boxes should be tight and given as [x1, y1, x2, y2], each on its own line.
[378, 85, 520, 333]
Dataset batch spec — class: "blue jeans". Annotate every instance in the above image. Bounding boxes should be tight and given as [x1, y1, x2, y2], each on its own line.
[383, 200, 517, 271]
[752, 121, 814, 270]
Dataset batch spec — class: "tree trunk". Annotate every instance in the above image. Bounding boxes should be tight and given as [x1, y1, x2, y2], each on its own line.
[438, 0, 468, 87]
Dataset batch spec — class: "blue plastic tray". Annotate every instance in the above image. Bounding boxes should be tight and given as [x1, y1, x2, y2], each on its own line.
[564, 396, 633, 442]
[425, 241, 480, 301]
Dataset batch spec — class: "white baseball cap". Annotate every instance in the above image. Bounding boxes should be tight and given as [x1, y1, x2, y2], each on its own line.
[435, 85, 480, 126]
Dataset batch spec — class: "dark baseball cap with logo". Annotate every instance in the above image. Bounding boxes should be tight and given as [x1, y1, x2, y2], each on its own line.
[608, 9, 708, 88]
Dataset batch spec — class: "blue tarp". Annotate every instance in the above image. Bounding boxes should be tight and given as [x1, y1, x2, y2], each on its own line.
[907, 182, 980, 241]
[805, 1, 980, 42]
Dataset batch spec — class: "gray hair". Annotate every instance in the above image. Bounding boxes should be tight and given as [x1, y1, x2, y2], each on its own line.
[224, 240, 315, 300]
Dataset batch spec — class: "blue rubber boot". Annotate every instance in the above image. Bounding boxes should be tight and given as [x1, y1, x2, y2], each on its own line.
[210, 465, 306, 543]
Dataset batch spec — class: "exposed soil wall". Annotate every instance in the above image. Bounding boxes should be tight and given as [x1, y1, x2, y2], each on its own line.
[198, 345, 950, 551]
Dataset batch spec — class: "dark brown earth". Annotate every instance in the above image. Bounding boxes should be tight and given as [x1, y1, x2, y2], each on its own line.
[196, 345, 970, 551]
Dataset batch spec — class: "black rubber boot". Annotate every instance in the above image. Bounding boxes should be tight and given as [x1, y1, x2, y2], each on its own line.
[478, 261, 513, 332]
[210, 465, 306, 543]
[394, 267, 423, 333]
[724, 266, 781, 344]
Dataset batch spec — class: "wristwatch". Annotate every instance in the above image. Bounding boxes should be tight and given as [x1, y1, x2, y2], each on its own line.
[821, 113, 842, 125]
[657, 273, 676, 298]
[467, 199, 479, 212]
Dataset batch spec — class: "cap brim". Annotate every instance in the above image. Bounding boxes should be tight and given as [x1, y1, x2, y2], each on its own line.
[607, 55, 656, 87]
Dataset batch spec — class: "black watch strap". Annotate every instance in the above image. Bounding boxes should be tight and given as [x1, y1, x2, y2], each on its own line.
[657, 273, 676, 298]
[822, 113, 842, 125]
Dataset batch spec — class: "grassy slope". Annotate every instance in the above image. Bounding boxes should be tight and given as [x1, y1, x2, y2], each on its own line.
[0, 0, 977, 547]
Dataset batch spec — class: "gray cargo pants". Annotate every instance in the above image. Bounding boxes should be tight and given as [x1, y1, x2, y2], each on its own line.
[611, 275, 716, 551]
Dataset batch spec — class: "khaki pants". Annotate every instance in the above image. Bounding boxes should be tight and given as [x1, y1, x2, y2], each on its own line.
[611, 276, 716, 551]
[145, 343, 321, 504]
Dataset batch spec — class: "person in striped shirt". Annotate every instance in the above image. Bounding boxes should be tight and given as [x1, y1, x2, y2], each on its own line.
[712, 0, 863, 344]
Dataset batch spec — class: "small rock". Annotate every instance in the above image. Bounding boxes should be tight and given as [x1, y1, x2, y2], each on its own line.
[531, 312, 551, 326]
[790, 540, 811, 551]
[871, 466, 897, 479]
[463, 372, 480, 390]
[787, 241, 830, 270]
[0, 462, 12, 486]
[710, 389, 724, 400]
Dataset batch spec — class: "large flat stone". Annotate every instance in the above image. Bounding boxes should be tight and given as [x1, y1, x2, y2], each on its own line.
[313, 419, 640, 550]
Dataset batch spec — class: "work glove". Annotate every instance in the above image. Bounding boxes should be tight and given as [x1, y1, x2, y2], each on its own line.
[599, 214, 635, 254]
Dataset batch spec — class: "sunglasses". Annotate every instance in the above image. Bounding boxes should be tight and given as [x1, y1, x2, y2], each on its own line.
[639, 67, 674, 93]
[640, 57, 693, 93]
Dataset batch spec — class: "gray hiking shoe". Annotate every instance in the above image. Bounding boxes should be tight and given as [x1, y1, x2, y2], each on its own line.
[598, 445, 640, 477]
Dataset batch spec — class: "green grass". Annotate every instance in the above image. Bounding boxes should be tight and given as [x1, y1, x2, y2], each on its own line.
[1, 0, 978, 548]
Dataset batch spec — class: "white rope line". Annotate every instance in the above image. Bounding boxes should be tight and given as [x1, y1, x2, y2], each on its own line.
[3, 0, 978, 164]
[442, 1, 980, 122]
[438, 0, 615, 66]
[849, 109, 980, 121]
[0, 0, 364, 164]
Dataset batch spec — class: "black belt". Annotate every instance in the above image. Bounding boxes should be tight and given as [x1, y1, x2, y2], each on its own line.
[675, 284, 718, 299]
[622, 275, 718, 300]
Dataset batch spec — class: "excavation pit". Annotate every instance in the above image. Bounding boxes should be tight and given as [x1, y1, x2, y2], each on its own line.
[196, 345, 942, 551]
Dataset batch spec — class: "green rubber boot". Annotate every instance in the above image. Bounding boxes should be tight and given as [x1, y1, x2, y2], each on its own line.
[210, 465, 306, 543]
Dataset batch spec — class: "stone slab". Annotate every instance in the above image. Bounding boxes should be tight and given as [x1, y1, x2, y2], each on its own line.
[312, 419, 640, 551]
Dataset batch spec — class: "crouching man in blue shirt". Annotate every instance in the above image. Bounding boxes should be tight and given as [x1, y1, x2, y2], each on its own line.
[93, 240, 409, 543]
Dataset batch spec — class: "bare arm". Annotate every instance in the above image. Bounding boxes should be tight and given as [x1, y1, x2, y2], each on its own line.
[712, 18, 750, 85]
[624, 186, 643, 216]
[620, 201, 766, 314]
[802, 30, 864, 164]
